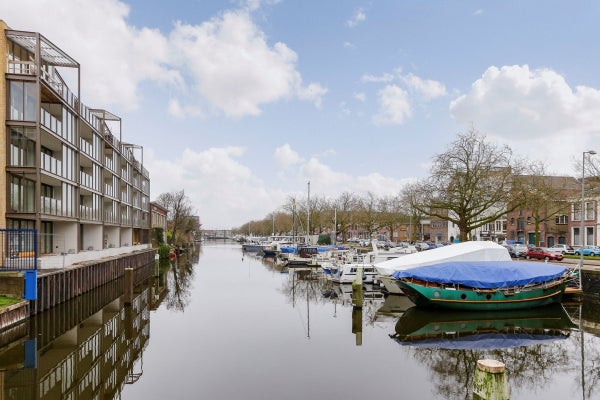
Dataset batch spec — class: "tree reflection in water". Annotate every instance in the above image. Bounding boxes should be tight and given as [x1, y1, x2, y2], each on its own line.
[393, 304, 585, 400]
[164, 250, 197, 312]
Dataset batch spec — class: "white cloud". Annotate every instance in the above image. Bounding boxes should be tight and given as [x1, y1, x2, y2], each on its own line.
[361, 73, 394, 83]
[400, 73, 447, 100]
[450, 65, 600, 139]
[347, 9, 366, 28]
[168, 98, 205, 118]
[473, 9, 484, 16]
[169, 11, 326, 117]
[343, 41, 356, 49]
[274, 144, 303, 168]
[147, 146, 287, 228]
[1, 0, 324, 117]
[147, 146, 414, 227]
[354, 92, 366, 102]
[297, 82, 328, 108]
[372, 85, 412, 126]
[0, 0, 181, 111]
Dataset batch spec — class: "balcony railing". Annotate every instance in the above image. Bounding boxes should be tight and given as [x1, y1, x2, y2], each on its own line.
[41, 196, 62, 216]
[80, 205, 94, 220]
[80, 138, 97, 161]
[41, 153, 62, 176]
[80, 171, 95, 190]
[40, 66, 78, 110]
[7, 60, 35, 75]
[104, 212, 119, 224]
[104, 183, 116, 198]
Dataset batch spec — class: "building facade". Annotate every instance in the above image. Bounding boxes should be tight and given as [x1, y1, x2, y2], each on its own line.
[1, 21, 150, 255]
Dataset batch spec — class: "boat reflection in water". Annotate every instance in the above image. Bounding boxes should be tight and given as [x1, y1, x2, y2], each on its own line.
[390, 303, 576, 350]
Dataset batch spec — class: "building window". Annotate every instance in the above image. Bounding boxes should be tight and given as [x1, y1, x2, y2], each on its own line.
[585, 201, 595, 221]
[9, 80, 36, 121]
[9, 126, 36, 167]
[555, 215, 568, 225]
[573, 204, 581, 222]
[573, 227, 581, 246]
[10, 175, 35, 213]
[587, 227, 595, 246]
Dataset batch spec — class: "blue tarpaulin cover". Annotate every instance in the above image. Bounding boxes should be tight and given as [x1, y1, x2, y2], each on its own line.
[392, 333, 568, 350]
[391, 261, 568, 289]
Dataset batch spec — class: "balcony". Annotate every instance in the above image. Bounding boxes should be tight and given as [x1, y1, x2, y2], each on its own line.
[41, 196, 62, 216]
[7, 60, 35, 75]
[103, 212, 119, 224]
[80, 171, 95, 190]
[104, 183, 116, 198]
[80, 138, 97, 161]
[41, 153, 62, 176]
[80, 205, 94, 220]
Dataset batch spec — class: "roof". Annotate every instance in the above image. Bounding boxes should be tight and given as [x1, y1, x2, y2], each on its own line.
[6, 29, 79, 68]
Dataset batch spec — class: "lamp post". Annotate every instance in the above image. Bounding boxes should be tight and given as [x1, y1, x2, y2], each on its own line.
[580, 150, 596, 289]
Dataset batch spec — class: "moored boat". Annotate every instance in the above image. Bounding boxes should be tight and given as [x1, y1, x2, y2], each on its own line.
[377, 241, 512, 295]
[391, 260, 572, 311]
[390, 303, 575, 349]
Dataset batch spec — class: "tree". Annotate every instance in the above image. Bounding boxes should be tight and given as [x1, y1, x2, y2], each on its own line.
[332, 192, 359, 242]
[155, 190, 195, 246]
[355, 192, 381, 238]
[408, 128, 526, 242]
[516, 166, 579, 246]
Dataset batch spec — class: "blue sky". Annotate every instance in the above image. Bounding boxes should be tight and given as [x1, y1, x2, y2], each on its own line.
[3, 1, 600, 228]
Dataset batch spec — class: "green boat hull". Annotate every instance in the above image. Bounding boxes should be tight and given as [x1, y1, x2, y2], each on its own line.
[395, 279, 567, 311]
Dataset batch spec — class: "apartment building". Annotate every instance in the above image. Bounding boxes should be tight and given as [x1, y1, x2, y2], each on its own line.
[1, 21, 150, 256]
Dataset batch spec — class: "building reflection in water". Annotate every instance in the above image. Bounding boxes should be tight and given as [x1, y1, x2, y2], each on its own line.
[0, 262, 166, 399]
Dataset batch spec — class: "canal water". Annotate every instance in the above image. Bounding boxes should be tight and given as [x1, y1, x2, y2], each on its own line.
[1, 242, 599, 399]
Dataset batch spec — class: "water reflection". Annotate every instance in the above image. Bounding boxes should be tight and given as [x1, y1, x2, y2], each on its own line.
[391, 304, 576, 349]
[0, 265, 160, 399]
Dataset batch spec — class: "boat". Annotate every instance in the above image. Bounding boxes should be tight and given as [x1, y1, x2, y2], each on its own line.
[390, 303, 575, 349]
[391, 260, 572, 311]
[329, 263, 378, 284]
[376, 241, 512, 295]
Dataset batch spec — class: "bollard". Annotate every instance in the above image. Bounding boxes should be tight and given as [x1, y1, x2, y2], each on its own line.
[351, 267, 363, 308]
[352, 306, 362, 346]
[124, 267, 134, 306]
[473, 359, 509, 400]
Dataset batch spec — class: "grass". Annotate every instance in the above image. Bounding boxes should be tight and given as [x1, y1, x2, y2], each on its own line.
[0, 297, 22, 308]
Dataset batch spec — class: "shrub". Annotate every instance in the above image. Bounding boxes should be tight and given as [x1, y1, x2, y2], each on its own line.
[158, 245, 172, 260]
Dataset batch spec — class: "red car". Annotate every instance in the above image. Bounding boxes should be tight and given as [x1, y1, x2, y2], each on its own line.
[525, 247, 564, 261]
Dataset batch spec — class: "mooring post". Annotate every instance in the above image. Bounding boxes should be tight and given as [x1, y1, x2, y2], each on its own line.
[124, 267, 134, 306]
[351, 266, 363, 308]
[472, 359, 509, 400]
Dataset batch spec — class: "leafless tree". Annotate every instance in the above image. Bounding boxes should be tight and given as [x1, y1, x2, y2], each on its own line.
[407, 128, 526, 242]
[155, 190, 195, 246]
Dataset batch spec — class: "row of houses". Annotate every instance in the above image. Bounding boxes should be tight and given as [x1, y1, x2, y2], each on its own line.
[348, 175, 596, 248]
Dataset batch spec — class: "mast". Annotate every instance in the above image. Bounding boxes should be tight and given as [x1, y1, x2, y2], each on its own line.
[333, 208, 337, 245]
[307, 181, 311, 244]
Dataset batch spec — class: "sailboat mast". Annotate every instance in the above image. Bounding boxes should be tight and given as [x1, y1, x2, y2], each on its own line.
[307, 181, 311, 244]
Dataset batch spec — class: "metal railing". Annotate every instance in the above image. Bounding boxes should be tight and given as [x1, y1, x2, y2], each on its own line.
[0, 229, 38, 270]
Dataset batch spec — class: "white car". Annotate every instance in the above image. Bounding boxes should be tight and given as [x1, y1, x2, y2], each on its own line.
[548, 244, 575, 255]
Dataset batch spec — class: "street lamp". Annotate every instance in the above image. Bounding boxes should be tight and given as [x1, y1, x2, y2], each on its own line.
[580, 150, 596, 289]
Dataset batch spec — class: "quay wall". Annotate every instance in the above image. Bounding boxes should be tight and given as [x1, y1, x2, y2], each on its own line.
[31, 249, 156, 315]
[583, 268, 600, 300]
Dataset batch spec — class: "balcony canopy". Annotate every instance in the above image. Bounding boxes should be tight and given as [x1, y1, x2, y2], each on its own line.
[6, 30, 79, 68]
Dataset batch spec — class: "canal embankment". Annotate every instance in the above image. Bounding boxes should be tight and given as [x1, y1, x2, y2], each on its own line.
[0, 248, 156, 333]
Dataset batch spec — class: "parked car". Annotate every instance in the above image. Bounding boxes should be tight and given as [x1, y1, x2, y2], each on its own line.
[549, 244, 575, 255]
[525, 247, 564, 261]
[574, 245, 600, 256]
[505, 244, 527, 258]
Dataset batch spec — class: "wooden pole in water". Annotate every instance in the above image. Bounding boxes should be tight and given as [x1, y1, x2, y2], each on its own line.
[472, 359, 509, 400]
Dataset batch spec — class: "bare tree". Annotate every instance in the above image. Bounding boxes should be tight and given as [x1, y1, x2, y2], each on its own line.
[408, 128, 526, 242]
[156, 190, 195, 246]
[333, 192, 360, 242]
[516, 165, 579, 246]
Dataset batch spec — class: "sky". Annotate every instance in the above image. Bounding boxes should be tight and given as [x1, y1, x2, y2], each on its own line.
[3, 0, 600, 229]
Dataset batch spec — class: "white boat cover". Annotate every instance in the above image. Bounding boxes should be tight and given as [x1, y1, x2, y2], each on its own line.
[375, 241, 511, 276]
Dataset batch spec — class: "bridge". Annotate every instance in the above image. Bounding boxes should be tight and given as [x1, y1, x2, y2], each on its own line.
[202, 229, 233, 240]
